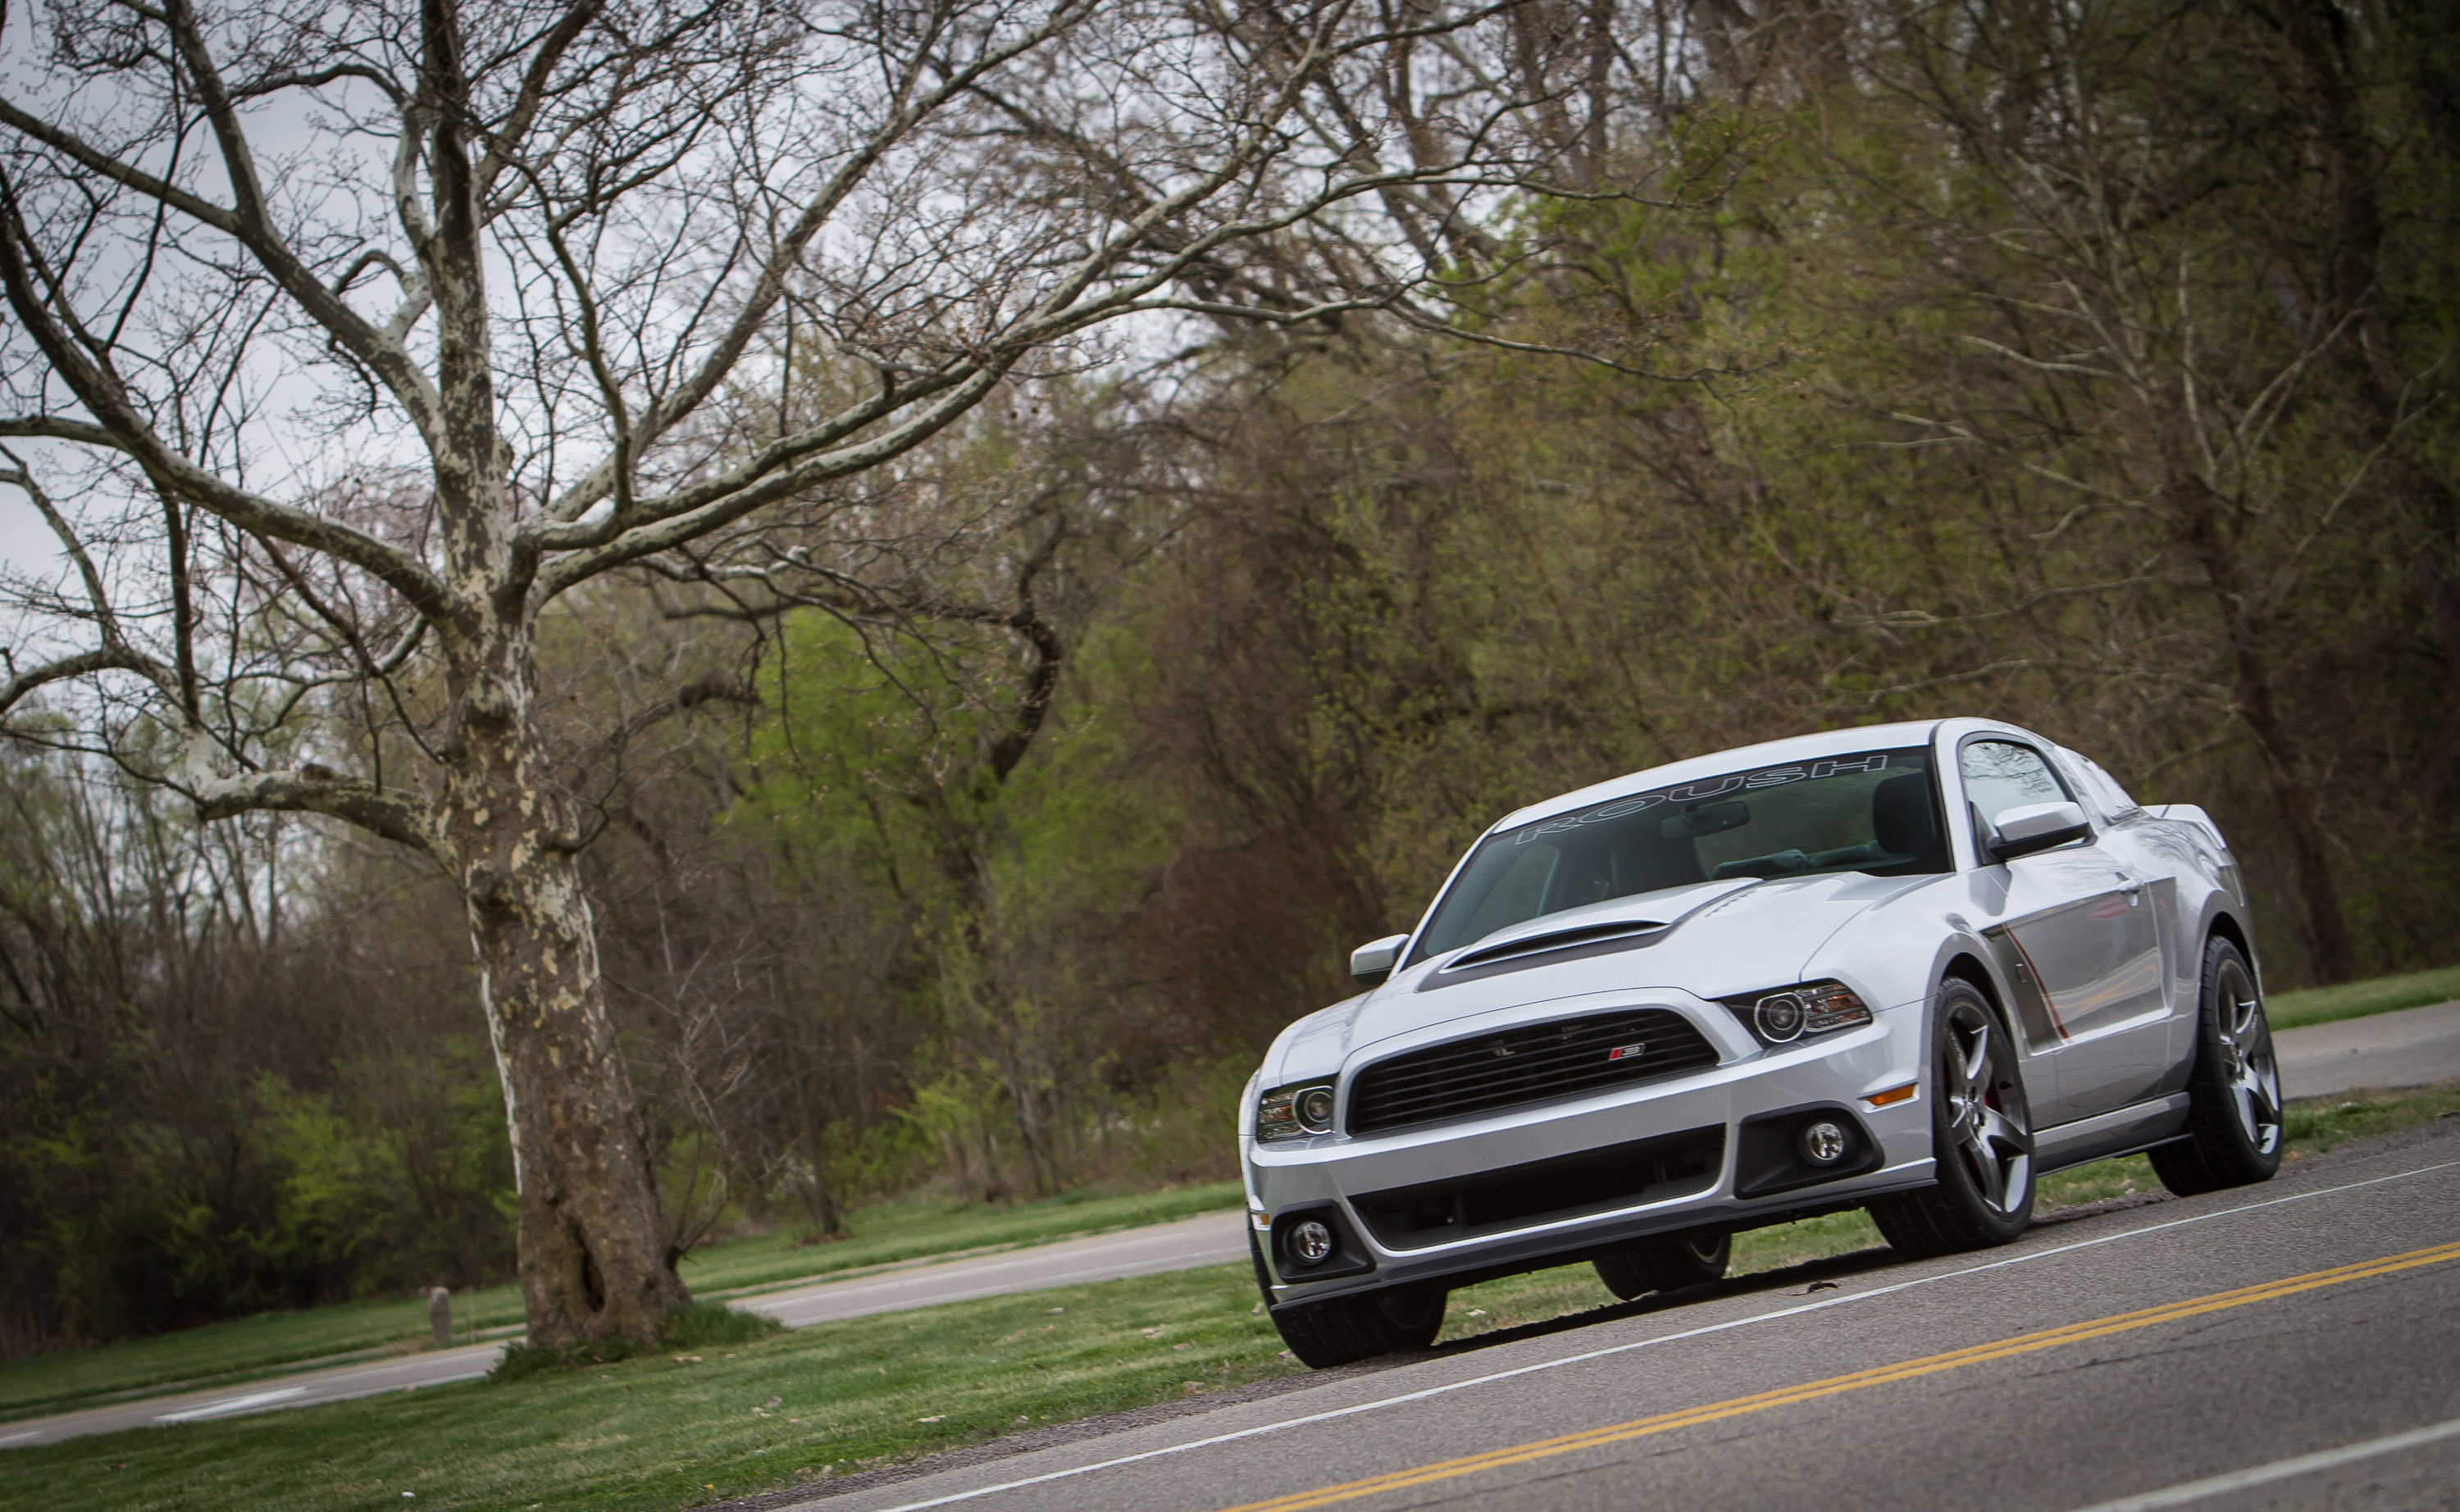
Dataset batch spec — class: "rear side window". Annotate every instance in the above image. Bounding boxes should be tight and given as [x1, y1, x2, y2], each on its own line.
[2056, 745, 2141, 819]
[1959, 740, 2069, 829]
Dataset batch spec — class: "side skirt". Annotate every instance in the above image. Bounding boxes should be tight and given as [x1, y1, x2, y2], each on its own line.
[2032, 1093, 2192, 1174]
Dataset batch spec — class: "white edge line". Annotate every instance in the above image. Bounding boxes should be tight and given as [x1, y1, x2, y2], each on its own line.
[2065, 1414, 2460, 1510]
[0, 1430, 40, 1446]
[856, 1158, 2460, 1512]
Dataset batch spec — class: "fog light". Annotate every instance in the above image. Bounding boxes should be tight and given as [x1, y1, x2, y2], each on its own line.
[1800, 1120, 1848, 1165]
[1288, 1220, 1335, 1266]
[1297, 1086, 1336, 1132]
[1756, 993, 1807, 1042]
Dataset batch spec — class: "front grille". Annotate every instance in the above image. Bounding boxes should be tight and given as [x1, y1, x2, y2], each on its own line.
[1351, 1125, 1726, 1250]
[1345, 1009, 1721, 1137]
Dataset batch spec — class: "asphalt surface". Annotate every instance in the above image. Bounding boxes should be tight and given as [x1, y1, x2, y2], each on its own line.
[741, 1213, 1250, 1330]
[0, 1210, 1248, 1449]
[2, 1002, 2449, 1456]
[2278, 1000, 2460, 1100]
[786, 1123, 2460, 1512]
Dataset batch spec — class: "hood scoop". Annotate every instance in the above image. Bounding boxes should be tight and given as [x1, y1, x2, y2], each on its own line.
[1427, 917, 1673, 986]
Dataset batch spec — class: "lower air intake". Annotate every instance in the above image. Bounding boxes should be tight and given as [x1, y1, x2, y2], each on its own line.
[1350, 1125, 1726, 1250]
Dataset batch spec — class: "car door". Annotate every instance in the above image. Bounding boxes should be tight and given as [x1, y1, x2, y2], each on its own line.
[1959, 737, 2171, 1126]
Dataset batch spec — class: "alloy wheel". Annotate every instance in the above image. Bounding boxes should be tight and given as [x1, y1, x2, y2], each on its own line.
[1943, 1001, 2029, 1214]
[2216, 956, 2283, 1157]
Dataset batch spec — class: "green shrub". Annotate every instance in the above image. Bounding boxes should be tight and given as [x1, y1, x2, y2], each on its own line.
[488, 1301, 781, 1382]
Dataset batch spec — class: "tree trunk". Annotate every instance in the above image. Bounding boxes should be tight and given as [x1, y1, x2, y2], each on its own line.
[2167, 469, 2356, 982]
[445, 631, 689, 1346]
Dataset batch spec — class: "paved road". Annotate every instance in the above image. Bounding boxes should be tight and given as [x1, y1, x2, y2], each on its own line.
[0, 1211, 1249, 1449]
[742, 1212, 1250, 1329]
[2278, 999, 2460, 1100]
[790, 1123, 2460, 1512]
[2, 1003, 2448, 1452]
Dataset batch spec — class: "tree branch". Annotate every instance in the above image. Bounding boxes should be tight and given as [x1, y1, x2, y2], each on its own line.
[189, 767, 440, 854]
[0, 176, 459, 631]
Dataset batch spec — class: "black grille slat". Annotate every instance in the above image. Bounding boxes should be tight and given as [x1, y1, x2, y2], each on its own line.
[1346, 1009, 1720, 1136]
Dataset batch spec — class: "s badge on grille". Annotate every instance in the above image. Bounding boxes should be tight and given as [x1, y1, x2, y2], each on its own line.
[1606, 1043, 1647, 1061]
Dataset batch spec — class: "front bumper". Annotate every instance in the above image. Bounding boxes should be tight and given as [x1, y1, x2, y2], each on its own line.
[1243, 998, 1933, 1307]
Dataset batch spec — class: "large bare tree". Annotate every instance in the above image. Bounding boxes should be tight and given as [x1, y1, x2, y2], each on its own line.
[0, 0, 1651, 1341]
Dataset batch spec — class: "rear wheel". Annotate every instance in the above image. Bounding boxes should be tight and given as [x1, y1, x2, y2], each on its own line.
[1869, 980, 2034, 1258]
[1593, 1230, 1731, 1300]
[2149, 937, 2282, 1196]
[1268, 1284, 1446, 1369]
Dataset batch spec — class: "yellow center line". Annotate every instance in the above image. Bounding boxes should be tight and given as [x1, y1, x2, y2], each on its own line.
[1219, 1239, 2460, 1512]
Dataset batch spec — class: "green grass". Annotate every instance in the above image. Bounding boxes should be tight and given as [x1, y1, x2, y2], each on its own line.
[2281, 1081, 2460, 1150]
[2, 1264, 1305, 1512]
[0, 1180, 1241, 1424]
[2267, 963, 2460, 1030]
[7, 1087, 2453, 1512]
[0, 1291, 533, 1425]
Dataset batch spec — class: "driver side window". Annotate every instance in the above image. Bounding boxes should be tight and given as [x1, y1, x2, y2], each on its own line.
[1961, 740, 2067, 830]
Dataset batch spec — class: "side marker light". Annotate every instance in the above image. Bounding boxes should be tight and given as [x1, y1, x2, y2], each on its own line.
[1865, 1083, 1919, 1108]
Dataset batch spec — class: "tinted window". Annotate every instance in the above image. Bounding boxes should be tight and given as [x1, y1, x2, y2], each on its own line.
[1960, 740, 2068, 828]
[1413, 748, 1947, 963]
[2057, 745, 2140, 819]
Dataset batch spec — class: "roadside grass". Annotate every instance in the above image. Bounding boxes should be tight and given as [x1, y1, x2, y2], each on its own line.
[2, 1264, 1303, 1512]
[0, 1180, 1241, 1424]
[0, 1291, 531, 1426]
[2266, 963, 2460, 1030]
[7, 1086, 2453, 1512]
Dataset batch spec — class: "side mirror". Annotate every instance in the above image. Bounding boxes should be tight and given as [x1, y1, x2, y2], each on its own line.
[1349, 933, 1409, 986]
[1986, 800, 2090, 863]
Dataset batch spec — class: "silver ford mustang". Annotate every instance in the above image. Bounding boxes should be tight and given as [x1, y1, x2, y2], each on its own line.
[1240, 717, 2283, 1367]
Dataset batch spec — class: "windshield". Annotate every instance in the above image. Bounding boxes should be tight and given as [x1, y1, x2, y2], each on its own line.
[1409, 747, 1948, 964]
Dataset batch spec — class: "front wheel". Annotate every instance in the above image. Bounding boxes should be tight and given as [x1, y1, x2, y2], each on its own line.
[1593, 1230, 1731, 1300]
[1869, 980, 2035, 1258]
[1268, 1284, 1446, 1369]
[2148, 937, 2282, 1196]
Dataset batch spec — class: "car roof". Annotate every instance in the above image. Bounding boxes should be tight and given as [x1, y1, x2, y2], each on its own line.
[1492, 719, 1955, 834]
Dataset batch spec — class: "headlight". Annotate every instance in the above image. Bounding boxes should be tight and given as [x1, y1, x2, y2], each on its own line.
[1722, 981, 1873, 1046]
[1256, 1081, 1337, 1141]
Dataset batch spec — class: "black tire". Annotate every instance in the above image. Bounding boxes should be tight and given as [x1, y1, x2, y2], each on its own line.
[1868, 979, 2035, 1259]
[2148, 936, 2283, 1196]
[1592, 1229, 1731, 1300]
[1268, 1283, 1446, 1369]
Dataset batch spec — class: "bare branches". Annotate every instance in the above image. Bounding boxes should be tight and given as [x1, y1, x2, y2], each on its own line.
[0, 180, 457, 626]
[0, 0, 1702, 853]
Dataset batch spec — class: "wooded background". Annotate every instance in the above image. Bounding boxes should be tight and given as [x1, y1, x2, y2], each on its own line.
[4, 0, 2453, 1353]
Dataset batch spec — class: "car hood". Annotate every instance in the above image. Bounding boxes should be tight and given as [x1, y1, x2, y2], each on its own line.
[1262, 872, 1934, 1086]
